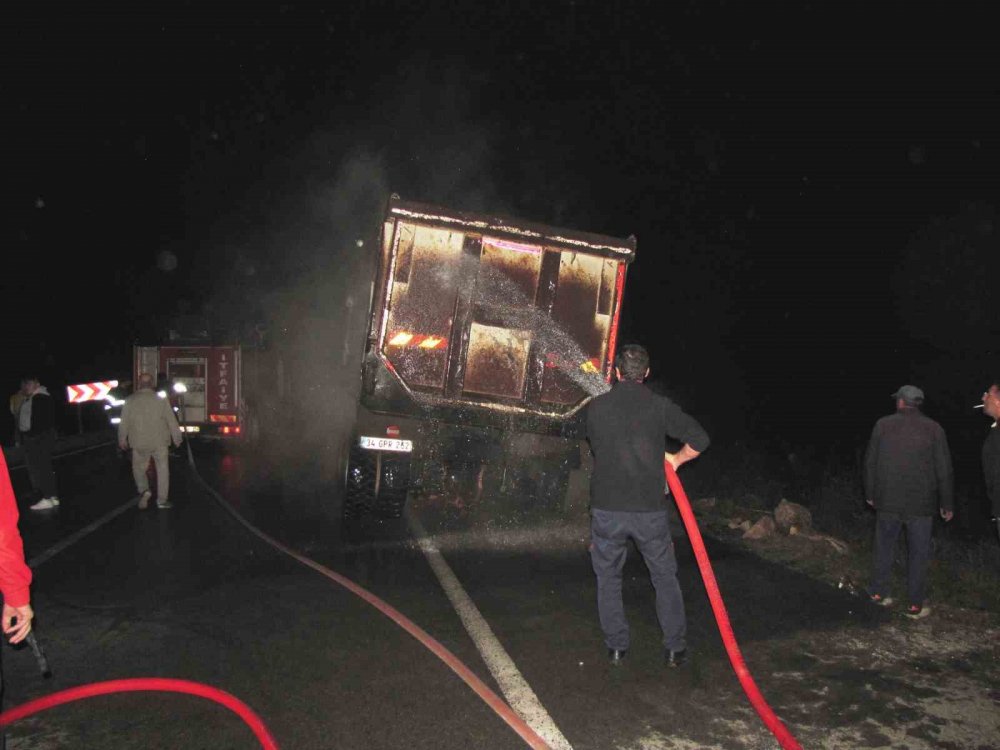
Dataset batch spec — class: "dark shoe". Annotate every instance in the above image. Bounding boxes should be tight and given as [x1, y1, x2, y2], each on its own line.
[607, 648, 628, 665]
[666, 649, 688, 668]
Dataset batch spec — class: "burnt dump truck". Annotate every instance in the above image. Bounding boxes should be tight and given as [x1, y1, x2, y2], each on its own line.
[345, 195, 635, 519]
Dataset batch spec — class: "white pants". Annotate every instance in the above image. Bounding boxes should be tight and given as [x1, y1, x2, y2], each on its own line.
[132, 446, 170, 503]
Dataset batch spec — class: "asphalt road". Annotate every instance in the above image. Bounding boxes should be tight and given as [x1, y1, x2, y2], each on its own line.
[2, 441, 891, 750]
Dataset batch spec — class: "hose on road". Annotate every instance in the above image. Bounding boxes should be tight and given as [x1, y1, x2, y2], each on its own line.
[1, 440, 800, 750]
[181, 441, 553, 750]
[0, 678, 279, 748]
[665, 460, 802, 750]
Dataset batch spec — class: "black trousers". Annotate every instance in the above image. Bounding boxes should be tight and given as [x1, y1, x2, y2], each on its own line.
[21, 431, 57, 499]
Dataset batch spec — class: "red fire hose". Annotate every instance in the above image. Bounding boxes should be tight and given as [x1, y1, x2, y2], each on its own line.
[1, 456, 798, 750]
[665, 459, 802, 750]
[0, 678, 279, 749]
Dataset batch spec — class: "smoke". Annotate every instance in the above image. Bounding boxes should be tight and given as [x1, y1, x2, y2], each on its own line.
[198, 54, 514, 502]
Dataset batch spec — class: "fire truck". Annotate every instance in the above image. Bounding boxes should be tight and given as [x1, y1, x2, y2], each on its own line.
[345, 195, 636, 519]
[133, 344, 243, 438]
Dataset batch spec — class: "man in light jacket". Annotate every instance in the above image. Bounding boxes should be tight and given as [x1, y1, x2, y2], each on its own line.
[119, 372, 183, 509]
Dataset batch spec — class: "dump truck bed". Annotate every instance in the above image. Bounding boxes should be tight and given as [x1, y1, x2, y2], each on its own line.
[361, 196, 635, 435]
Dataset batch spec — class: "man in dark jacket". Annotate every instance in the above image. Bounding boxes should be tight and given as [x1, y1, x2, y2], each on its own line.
[864, 385, 953, 619]
[979, 379, 1000, 541]
[17, 377, 60, 511]
[586, 344, 710, 666]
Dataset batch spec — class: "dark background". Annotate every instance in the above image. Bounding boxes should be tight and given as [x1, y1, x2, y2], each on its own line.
[6, 3, 997, 518]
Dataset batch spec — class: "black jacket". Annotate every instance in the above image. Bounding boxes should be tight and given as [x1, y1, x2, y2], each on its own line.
[21, 390, 55, 437]
[586, 381, 710, 512]
[983, 426, 1000, 516]
[864, 408, 954, 516]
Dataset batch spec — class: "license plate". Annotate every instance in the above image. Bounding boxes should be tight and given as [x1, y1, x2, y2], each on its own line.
[359, 436, 413, 453]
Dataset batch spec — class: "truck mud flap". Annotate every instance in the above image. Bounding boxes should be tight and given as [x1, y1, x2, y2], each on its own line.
[343, 443, 411, 520]
[373, 453, 410, 519]
[344, 443, 376, 519]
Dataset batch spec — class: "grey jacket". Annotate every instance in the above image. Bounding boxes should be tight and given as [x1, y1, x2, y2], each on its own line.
[119, 389, 182, 452]
[864, 408, 954, 516]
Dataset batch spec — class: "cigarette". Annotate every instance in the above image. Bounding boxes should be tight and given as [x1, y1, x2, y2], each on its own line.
[974, 404, 984, 409]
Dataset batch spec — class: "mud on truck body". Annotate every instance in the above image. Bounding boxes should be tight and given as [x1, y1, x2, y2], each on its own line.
[345, 195, 635, 519]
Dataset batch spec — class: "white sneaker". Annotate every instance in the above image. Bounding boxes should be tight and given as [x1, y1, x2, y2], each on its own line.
[30, 497, 59, 511]
[157, 500, 173, 509]
[905, 604, 931, 620]
[138, 490, 152, 509]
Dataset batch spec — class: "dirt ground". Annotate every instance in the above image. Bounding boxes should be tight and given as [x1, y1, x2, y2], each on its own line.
[704, 527, 1000, 750]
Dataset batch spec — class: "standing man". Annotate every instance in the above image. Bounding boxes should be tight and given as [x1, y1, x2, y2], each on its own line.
[586, 344, 710, 667]
[0, 449, 33, 644]
[980, 379, 1000, 542]
[17, 376, 60, 511]
[1, 448, 35, 750]
[864, 385, 953, 619]
[119, 372, 183, 510]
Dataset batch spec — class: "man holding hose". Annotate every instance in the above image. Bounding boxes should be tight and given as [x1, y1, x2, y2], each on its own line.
[586, 344, 710, 667]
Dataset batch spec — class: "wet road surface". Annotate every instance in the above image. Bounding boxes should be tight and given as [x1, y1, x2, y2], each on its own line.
[2, 441, 893, 749]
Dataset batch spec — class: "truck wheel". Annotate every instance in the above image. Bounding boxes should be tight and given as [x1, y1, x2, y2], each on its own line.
[373, 453, 410, 519]
[343, 443, 376, 520]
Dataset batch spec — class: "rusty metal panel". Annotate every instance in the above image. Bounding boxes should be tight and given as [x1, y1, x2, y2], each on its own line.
[382, 223, 464, 390]
[541, 253, 613, 405]
[463, 323, 533, 399]
[477, 237, 544, 305]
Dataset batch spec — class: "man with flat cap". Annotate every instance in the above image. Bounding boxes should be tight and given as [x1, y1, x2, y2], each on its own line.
[864, 385, 953, 619]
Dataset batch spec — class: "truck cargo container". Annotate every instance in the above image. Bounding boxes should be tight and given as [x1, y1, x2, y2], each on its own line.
[345, 195, 636, 519]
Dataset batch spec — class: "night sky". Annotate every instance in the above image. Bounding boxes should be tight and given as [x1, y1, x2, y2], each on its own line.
[7, 4, 998, 469]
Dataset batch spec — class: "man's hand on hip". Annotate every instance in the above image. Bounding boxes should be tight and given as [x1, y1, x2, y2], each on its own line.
[665, 444, 701, 471]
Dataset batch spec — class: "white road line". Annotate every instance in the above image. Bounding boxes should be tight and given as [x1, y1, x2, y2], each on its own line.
[406, 508, 574, 750]
[27, 496, 140, 569]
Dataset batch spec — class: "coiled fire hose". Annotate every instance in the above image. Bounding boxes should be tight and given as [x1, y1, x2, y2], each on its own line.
[665, 459, 802, 750]
[0, 678, 279, 749]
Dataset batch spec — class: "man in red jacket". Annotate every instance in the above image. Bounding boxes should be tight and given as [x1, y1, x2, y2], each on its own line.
[0, 450, 33, 644]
